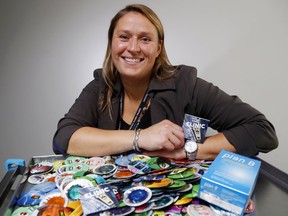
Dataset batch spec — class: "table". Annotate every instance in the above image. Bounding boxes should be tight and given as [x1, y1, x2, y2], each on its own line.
[253, 157, 288, 216]
[0, 155, 287, 215]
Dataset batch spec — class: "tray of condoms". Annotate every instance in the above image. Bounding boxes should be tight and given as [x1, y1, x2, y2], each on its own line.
[4, 153, 254, 216]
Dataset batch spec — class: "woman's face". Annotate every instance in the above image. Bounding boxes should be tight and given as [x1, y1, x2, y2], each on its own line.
[111, 12, 162, 81]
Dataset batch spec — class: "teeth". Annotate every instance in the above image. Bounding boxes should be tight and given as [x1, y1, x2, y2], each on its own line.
[125, 58, 141, 63]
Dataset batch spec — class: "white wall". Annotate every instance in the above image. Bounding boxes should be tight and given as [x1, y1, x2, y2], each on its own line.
[1, 0, 287, 180]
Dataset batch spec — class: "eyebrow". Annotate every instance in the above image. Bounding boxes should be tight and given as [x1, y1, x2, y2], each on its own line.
[115, 29, 155, 37]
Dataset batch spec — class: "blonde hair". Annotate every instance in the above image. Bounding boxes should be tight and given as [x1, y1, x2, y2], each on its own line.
[100, 4, 175, 117]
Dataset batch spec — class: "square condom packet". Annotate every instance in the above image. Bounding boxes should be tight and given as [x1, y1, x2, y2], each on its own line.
[182, 114, 210, 143]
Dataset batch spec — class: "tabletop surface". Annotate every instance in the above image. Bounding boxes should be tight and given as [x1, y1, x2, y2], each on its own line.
[1, 155, 288, 215]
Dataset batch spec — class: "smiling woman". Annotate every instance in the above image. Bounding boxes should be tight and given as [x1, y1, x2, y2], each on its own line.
[111, 12, 161, 83]
[110, 11, 162, 124]
[52, 4, 278, 161]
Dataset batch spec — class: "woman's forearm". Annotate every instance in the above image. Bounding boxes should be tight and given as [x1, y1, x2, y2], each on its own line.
[67, 127, 135, 157]
[197, 133, 236, 160]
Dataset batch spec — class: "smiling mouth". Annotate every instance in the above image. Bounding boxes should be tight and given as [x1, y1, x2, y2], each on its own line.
[123, 57, 144, 63]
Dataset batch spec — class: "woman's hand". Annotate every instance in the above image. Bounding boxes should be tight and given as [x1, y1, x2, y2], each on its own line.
[138, 119, 185, 152]
[139, 127, 237, 161]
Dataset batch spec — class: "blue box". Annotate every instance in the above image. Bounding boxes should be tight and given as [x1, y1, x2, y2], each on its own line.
[198, 150, 261, 215]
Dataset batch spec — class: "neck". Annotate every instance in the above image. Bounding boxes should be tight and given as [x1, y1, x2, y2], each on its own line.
[120, 78, 150, 125]
[122, 78, 150, 102]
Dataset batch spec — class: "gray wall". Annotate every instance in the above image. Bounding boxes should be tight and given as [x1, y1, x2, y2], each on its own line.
[1, 0, 287, 180]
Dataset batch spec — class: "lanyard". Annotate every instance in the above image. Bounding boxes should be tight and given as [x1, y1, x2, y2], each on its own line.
[118, 89, 151, 130]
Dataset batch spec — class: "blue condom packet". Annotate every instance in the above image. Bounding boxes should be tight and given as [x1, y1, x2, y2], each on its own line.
[182, 114, 210, 143]
[79, 184, 121, 215]
[17, 182, 57, 206]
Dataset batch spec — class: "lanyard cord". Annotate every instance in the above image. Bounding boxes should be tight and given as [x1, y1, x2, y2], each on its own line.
[118, 88, 151, 130]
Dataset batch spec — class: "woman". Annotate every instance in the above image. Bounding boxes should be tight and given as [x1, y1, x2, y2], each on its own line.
[53, 4, 278, 160]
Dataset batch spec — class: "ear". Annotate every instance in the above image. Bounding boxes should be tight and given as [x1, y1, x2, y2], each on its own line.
[156, 40, 163, 57]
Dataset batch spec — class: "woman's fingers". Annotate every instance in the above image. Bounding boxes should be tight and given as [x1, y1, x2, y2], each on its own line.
[161, 120, 185, 149]
[139, 120, 185, 152]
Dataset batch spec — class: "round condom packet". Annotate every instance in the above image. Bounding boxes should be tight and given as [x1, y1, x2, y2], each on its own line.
[130, 154, 151, 162]
[93, 164, 117, 175]
[178, 183, 193, 193]
[86, 174, 106, 184]
[56, 163, 89, 174]
[107, 206, 135, 216]
[209, 204, 237, 216]
[123, 186, 152, 207]
[143, 178, 172, 189]
[28, 174, 46, 185]
[114, 170, 136, 179]
[147, 157, 171, 170]
[133, 174, 166, 182]
[11, 206, 39, 216]
[166, 180, 186, 189]
[63, 178, 93, 200]
[135, 202, 154, 213]
[17, 190, 45, 206]
[115, 156, 130, 167]
[152, 195, 174, 210]
[39, 191, 68, 207]
[65, 156, 86, 164]
[187, 204, 214, 216]
[174, 196, 192, 205]
[128, 160, 151, 174]
[168, 170, 194, 179]
[53, 160, 65, 171]
[149, 194, 165, 203]
[169, 167, 187, 175]
[31, 181, 56, 193]
[85, 156, 105, 167]
[29, 163, 53, 175]
[55, 173, 73, 189]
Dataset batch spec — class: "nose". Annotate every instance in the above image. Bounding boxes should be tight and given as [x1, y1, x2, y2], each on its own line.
[127, 37, 140, 52]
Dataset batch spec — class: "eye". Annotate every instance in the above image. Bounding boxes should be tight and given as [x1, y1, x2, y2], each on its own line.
[141, 37, 151, 43]
[119, 34, 129, 41]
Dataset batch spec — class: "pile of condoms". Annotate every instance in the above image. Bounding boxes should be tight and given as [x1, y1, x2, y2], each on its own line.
[10, 152, 256, 216]
[12, 153, 256, 216]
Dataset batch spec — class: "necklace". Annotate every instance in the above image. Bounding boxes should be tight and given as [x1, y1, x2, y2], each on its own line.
[118, 88, 151, 130]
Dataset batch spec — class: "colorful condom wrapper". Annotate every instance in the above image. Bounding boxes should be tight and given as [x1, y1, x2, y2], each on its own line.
[182, 114, 210, 143]
[79, 184, 121, 215]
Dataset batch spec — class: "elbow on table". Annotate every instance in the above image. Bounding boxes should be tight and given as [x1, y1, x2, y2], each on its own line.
[258, 132, 279, 154]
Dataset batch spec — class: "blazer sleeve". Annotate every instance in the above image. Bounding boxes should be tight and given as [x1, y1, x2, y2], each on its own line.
[52, 73, 101, 154]
[190, 76, 278, 156]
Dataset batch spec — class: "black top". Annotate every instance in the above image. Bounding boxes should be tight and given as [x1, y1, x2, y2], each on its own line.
[120, 108, 152, 130]
[53, 65, 278, 156]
